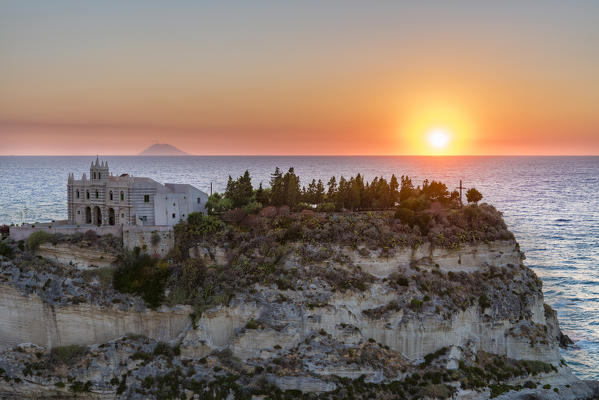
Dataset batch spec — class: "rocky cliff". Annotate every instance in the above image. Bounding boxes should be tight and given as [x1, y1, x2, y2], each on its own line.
[0, 211, 597, 399]
[36, 242, 117, 269]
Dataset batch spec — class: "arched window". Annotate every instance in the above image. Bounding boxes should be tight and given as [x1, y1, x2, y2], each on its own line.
[86, 190, 90, 199]
[95, 190, 99, 199]
[98, 173, 101, 179]
[109, 191, 113, 201]
[76, 190, 80, 199]
[120, 191, 125, 201]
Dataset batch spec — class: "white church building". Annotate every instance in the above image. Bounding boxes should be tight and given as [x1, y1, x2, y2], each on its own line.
[67, 158, 209, 226]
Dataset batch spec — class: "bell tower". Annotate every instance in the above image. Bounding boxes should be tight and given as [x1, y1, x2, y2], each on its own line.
[90, 157, 109, 180]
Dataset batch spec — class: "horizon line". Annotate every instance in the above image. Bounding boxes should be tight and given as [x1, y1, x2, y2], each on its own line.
[1, 154, 598, 157]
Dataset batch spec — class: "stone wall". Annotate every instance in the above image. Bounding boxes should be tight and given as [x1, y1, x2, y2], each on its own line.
[122, 225, 174, 256]
[9, 224, 122, 242]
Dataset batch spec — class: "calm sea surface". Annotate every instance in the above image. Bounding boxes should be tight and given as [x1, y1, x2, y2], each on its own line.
[1, 155, 598, 379]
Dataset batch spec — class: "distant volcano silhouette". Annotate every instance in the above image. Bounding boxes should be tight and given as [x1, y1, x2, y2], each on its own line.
[138, 143, 188, 156]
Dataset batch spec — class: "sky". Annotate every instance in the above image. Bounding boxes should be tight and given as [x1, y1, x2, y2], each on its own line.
[1, 1, 598, 155]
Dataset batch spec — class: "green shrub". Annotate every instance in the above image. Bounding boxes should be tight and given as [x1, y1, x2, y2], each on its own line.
[187, 213, 224, 234]
[49, 345, 88, 366]
[113, 249, 170, 308]
[0, 240, 13, 258]
[396, 275, 410, 286]
[242, 201, 263, 215]
[245, 319, 259, 329]
[409, 299, 423, 311]
[316, 202, 335, 212]
[395, 207, 415, 226]
[69, 380, 92, 393]
[479, 294, 491, 310]
[81, 267, 114, 290]
[153, 342, 178, 358]
[26, 231, 54, 251]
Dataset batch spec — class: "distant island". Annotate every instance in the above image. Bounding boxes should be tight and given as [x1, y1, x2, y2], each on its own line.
[138, 143, 188, 156]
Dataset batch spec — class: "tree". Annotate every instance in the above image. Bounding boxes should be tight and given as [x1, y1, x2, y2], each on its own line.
[423, 180, 449, 203]
[204, 193, 232, 215]
[283, 168, 301, 209]
[270, 167, 285, 206]
[399, 175, 414, 202]
[315, 179, 325, 204]
[255, 183, 270, 205]
[224, 170, 253, 208]
[336, 176, 349, 210]
[327, 176, 337, 199]
[390, 174, 399, 204]
[466, 187, 483, 204]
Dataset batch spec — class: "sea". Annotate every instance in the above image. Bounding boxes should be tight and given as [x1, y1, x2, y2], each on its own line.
[0, 155, 598, 379]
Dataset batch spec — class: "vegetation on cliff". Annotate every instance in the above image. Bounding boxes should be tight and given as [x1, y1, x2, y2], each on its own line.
[206, 168, 483, 215]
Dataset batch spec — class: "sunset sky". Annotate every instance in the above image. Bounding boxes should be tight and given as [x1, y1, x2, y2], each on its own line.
[1, 1, 598, 155]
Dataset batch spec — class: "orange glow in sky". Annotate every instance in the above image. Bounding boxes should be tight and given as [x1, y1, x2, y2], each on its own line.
[0, 2, 598, 155]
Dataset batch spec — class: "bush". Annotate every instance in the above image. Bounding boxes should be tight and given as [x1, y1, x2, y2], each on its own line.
[187, 213, 224, 234]
[242, 201, 263, 215]
[316, 202, 335, 212]
[395, 207, 415, 226]
[479, 294, 491, 310]
[49, 345, 88, 366]
[81, 267, 114, 290]
[26, 231, 54, 251]
[466, 188, 483, 204]
[245, 319, 259, 329]
[113, 249, 170, 308]
[409, 299, 423, 311]
[0, 240, 13, 258]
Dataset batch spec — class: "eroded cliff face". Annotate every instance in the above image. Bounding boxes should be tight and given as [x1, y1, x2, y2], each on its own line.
[36, 242, 117, 269]
[0, 285, 190, 350]
[0, 239, 596, 399]
[179, 241, 559, 367]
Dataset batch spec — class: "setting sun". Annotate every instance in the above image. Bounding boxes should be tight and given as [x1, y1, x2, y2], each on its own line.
[399, 99, 476, 155]
[428, 128, 450, 149]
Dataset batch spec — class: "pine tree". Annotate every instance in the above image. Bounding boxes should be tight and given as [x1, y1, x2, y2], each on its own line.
[270, 167, 285, 206]
[315, 179, 325, 204]
[327, 176, 337, 199]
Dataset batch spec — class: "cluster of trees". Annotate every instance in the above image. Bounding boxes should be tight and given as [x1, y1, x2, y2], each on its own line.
[204, 167, 483, 215]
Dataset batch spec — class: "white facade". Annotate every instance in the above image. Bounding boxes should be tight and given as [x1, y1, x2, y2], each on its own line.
[67, 158, 208, 226]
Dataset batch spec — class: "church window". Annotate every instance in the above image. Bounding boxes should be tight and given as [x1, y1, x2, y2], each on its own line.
[95, 190, 99, 198]
[76, 190, 80, 199]
[86, 190, 90, 199]
[121, 214, 124, 218]
[144, 195, 150, 203]
[120, 191, 125, 201]
[98, 173, 101, 179]
[197, 197, 201, 204]
[77, 210, 80, 215]
[172, 213, 176, 219]
[109, 191, 113, 201]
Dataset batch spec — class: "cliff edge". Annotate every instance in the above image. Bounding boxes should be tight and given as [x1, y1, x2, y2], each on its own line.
[0, 206, 597, 399]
